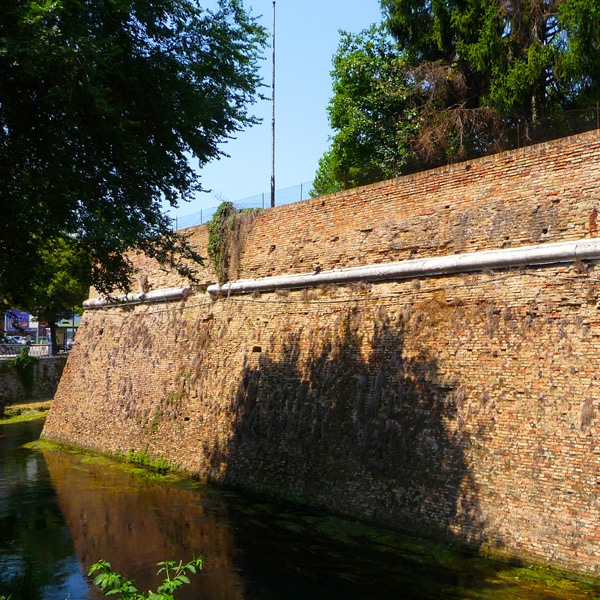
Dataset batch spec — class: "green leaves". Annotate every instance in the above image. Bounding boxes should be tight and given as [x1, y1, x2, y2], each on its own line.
[382, 0, 600, 122]
[313, 0, 600, 194]
[12, 346, 39, 390]
[89, 556, 205, 599]
[207, 201, 237, 283]
[10, 234, 91, 354]
[90, 560, 139, 598]
[311, 26, 418, 196]
[0, 0, 267, 304]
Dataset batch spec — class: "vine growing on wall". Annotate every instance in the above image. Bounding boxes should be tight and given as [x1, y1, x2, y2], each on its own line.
[12, 347, 38, 390]
[207, 201, 260, 284]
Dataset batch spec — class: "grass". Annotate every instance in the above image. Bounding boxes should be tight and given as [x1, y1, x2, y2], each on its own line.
[25, 439, 183, 484]
[0, 399, 52, 425]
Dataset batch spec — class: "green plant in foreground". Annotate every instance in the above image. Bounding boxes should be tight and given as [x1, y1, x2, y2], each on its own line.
[89, 557, 204, 599]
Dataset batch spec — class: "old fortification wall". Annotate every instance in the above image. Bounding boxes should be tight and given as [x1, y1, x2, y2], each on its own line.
[44, 131, 600, 576]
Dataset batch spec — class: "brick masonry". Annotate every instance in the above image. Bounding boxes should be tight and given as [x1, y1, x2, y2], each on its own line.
[1, 356, 66, 401]
[44, 131, 600, 576]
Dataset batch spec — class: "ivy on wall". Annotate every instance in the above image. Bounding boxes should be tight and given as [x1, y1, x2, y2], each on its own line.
[207, 202, 260, 284]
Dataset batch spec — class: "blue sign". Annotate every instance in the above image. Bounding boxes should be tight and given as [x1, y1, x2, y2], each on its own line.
[6, 311, 29, 333]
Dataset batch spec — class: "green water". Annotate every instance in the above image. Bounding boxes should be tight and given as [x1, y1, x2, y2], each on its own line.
[1, 419, 599, 600]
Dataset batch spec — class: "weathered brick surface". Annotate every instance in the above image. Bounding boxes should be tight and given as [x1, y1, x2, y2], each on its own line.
[45, 131, 600, 576]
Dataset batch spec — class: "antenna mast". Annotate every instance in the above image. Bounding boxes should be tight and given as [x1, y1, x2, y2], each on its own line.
[270, 1, 276, 208]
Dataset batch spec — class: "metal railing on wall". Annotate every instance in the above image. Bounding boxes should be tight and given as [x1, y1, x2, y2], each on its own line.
[408, 106, 600, 173]
[174, 181, 313, 231]
[504, 106, 600, 150]
[0, 344, 52, 358]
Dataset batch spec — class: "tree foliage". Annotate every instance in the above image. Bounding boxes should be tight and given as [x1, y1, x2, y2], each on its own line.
[27, 237, 91, 322]
[0, 0, 266, 305]
[313, 0, 600, 194]
[381, 0, 600, 121]
[311, 27, 418, 197]
[22, 235, 92, 353]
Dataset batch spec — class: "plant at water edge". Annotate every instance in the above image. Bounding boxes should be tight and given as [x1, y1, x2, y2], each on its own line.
[89, 557, 204, 599]
[126, 448, 170, 473]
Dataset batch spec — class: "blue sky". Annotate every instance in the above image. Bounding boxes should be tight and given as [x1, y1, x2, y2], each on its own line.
[166, 0, 383, 220]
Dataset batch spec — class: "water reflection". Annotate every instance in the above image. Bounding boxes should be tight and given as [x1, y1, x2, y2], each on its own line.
[43, 450, 245, 599]
[2, 420, 600, 600]
[0, 420, 84, 600]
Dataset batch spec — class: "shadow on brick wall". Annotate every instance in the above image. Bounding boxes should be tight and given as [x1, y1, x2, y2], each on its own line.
[219, 305, 486, 551]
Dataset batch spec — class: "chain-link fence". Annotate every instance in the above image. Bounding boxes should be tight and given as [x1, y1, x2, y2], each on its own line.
[500, 107, 600, 151]
[174, 181, 313, 230]
[174, 108, 600, 230]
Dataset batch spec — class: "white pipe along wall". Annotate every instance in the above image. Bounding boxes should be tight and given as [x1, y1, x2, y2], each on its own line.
[207, 237, 600, 296]
[82, 238, 600, 309]
[83, 286, 192, 309]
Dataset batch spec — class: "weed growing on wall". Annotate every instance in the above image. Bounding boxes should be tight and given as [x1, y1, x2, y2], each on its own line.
[207, 201, 259, 283]
[207, 201, 235, 282]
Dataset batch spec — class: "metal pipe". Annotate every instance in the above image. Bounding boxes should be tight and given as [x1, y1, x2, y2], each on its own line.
[207, 238, 600, 296]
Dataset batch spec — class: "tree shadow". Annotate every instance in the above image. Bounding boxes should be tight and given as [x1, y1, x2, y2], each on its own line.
[221, 304, 485, 550]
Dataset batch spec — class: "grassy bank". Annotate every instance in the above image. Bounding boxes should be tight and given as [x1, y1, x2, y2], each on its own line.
[0, 399, 52, 424]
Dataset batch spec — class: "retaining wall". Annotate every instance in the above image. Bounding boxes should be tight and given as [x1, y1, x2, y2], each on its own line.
[44, 131, 600, 576]
[1, 356, 67, 402]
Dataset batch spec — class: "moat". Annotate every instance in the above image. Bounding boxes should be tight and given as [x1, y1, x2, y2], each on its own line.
[1, 419, 599, 600]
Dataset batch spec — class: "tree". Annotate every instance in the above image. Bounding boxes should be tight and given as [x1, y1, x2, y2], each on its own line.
[381, 0, 600, 122]
[311, 26, 418, 197]
[26, 236, 92, 355]
[311, 150, 346, 197]
[313, 1, 600, 194]
[0, 0, 266, 307]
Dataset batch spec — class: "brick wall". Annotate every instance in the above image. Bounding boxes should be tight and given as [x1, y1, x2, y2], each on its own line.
[44, 131, 600, 576]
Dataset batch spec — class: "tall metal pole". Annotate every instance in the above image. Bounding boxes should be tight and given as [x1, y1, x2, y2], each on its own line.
[270, 1, 276, 208]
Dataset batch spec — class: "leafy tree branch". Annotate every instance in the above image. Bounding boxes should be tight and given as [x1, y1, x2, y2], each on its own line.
[0, 0, 267, 305]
